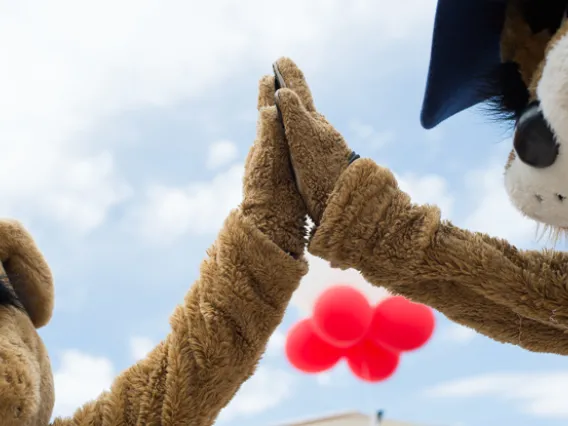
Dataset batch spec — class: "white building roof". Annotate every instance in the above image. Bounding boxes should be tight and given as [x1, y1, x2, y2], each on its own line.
[273, 410, 436, 426]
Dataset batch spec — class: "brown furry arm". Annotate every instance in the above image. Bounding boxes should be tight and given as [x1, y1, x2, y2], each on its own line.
[51, 209, 307, 426]
[309, 158, 568, 355]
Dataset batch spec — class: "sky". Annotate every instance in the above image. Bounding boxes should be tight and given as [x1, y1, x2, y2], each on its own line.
[2, 1, 568, 425]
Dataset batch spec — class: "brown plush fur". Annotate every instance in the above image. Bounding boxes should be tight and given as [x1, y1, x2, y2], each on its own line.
[274, 56, 568, 356]
[241, 73, 309, 258]
[0, 220, 54, 329]
[274, 58, 352, 226]
[309, 158, 568, 355]
[0, 70, 312, 425]
[51, 210, 307, 425]
[0, 224, 55, 426]
[0, 300, 54, 426]
[501, 0, 552, 92]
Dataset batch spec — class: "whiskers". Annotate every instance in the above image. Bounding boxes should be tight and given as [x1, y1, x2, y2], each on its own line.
[535, 222, 568, 247]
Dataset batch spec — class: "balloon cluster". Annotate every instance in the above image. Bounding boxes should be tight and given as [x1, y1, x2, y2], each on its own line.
[285, 285, 435, 382]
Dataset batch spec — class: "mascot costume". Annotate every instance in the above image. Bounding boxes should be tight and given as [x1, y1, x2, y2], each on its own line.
[2, 0, 568, 425]
[273, 0, 568, 359]
[0, 73, 311, 425]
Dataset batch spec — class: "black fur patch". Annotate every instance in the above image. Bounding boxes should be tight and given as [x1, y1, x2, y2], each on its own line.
[475, 1, 568, 126]
[518, 0, 568, 34]
[0, 275, 24, 311]
[477, 61, 530, 125]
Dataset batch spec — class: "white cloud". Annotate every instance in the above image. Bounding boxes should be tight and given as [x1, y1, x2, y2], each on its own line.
[266, 330, 286, 357]
[0, 0, 436, 232]
[292, 253, 390, 316]
[397, 172, 454, 219]
[41, 153, 132, 234]
[0, 139, 130, 234]
[463, 159, 536, 246]
[218, 366, 294, 423]
[439, 324, 477, 345]
[313, 363, 352, 388]
[127, 164, 244, 243]
[316, 373, 332, 386]
[425, 371, 568, 419]
[395, 143, 536, 247]
[207, 140, 239, 170]
[130, 336, 155, 362]
[52, 350, 115, 419]
[349, 120, 396, 150]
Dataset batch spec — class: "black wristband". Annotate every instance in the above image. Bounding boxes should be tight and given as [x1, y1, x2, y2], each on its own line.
[348, 151, 361, 165]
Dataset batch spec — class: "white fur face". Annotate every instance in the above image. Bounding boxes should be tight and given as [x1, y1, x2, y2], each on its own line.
[505, 20, 568, 229]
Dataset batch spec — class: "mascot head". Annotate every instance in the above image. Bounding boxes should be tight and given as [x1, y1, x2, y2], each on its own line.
[0, 223, 56, 426]
[422, 0, 568, 233]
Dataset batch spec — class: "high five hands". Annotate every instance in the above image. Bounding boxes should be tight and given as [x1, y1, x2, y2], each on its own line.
[271, 58, 361, 226]
[260, 57, 568, 358]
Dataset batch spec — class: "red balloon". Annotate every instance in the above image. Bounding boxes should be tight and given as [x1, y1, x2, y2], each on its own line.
[369, 296, 435, 352]
[346, 338, 399, 382]
[285, 319, 343, 373]
[312, 285, 373, 348]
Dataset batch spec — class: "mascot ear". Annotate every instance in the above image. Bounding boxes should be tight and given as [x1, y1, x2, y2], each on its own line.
[420, 0, 507, 129]
[0, 220, 54, 328]
[421, 0, 566, 129]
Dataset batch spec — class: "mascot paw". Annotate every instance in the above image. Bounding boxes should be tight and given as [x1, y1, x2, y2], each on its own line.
[273, 57, 358, 225]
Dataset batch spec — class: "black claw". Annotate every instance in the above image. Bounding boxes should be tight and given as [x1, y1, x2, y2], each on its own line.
[273, 62, 287, 90]
[348, 151, 361, 165]
[274, 90, 284, 125]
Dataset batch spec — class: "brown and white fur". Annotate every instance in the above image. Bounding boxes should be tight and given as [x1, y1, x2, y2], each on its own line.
[499, 0, 568, 236]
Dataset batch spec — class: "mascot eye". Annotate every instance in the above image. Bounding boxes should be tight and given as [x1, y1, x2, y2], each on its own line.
[514, 101, 559, 168]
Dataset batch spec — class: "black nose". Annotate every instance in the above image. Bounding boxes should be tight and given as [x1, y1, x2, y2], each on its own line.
[514, 102, 559, 168]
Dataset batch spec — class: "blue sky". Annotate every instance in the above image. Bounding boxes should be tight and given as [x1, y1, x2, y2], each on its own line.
[3, 1, 568, 425]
